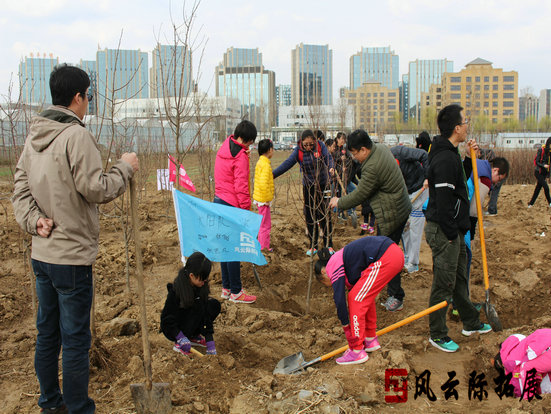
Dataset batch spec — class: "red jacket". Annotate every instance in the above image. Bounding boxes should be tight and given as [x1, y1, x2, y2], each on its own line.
[214, 135, 251, 209]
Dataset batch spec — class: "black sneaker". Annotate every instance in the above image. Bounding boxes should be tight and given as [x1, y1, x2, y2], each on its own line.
[41, 405, 68, 414]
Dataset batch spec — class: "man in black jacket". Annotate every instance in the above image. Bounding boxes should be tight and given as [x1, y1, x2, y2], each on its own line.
[424, 104, 491, 353]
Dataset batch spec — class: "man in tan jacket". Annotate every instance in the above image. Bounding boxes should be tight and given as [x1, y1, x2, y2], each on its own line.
[12, 64, 139, 414]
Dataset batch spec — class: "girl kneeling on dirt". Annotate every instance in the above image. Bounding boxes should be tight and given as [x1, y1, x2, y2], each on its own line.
[315, 236, 404, 365]
[161, 252, 220, 356]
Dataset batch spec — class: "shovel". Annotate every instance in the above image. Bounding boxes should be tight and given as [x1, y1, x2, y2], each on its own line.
[128, 178, 172, 414]
[252, 264, 263, 290]
[274, 300, 447, 374]
[335, 173, 358, 229]
[470, 148, 503, 331]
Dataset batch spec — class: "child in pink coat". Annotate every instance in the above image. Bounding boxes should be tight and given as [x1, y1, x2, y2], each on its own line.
[214, 120, 257, 304]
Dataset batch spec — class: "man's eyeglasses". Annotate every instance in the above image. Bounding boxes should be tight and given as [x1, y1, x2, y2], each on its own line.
[302, 142, 315, 148]
[82, 91, 94, 102]
[459, 119, 469, 125]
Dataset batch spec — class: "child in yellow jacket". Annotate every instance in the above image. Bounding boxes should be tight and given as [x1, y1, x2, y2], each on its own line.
[253, 139, 274, 251]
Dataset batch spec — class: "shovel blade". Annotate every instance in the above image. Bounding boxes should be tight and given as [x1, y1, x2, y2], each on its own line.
[130, 382, 172, 414]
[273, 352, 306, 375]
[484, 301, 503, 332]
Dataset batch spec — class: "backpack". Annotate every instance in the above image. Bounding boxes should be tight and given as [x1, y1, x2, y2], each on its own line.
[298, 141, 322, 163]
[534, 145, 546, 166]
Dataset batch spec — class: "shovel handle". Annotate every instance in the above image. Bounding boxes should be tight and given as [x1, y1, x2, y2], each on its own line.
[130, 178, 153, 390]
[190, 347, 204, 358]
[470, 148, 490, 291]
[335, 173, 347, 195]
[410, 187, 426, 204]
[318, 300, 448, 362]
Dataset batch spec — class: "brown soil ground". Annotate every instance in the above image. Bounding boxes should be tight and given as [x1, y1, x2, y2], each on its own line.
[2, 171, 551, 413]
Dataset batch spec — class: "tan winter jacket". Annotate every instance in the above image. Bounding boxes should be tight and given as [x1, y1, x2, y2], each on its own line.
[12, 106, 134, 265]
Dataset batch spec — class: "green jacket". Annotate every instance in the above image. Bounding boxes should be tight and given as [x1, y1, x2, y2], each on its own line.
[338, 143, 411, 236]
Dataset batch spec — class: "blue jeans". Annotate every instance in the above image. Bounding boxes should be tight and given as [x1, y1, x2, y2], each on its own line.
[213, 197, 242, 294]
[32, 259, 95, 414]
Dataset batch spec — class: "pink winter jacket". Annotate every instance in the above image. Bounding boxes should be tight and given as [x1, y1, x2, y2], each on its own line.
[214, 135, 251, 210]
[500, 329, 551, 398]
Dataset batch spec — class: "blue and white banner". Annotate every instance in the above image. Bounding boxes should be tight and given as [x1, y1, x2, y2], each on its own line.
[172, 189, 267, 265]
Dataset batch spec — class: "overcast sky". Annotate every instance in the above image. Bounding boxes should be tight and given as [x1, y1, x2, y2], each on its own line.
[1, 0, 550, 101]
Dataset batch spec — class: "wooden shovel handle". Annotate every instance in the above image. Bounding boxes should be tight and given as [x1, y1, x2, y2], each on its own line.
[335, 173, 346, 195]
[470, 148, 490, 290]
[411, 187, 426, 204]
[190, 347, 204, 358]
[318, 300, 448, 362]
[130, 178, 153, 390]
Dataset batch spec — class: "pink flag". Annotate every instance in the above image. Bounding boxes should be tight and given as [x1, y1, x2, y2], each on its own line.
[168, 155, 196, 192]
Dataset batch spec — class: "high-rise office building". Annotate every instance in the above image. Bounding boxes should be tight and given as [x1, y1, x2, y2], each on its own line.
[407, 59, 453, 122]
[519, 93, 538, 122]
[349, 47, 399, 91]
[419, 83, 444, 126]
[215, 47, 276, 131]
[276, 85, 292, 107]
[18, 54, 59, 106]
[399, 74, 409, 122]
[96, 48, 149, 116]
[291, 43, 332, 106]
[441, 58, 518, 124]
[344, 81, 399, 133]
[78, 59, 97, 115]
[538, 89, 551, 121]
[150, 44, 192, 98]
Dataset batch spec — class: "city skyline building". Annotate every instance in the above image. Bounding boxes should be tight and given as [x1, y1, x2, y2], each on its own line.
[215, 47, 276, 131]
[78, 59, 97, 115]
[399, 74, 409, 122]
[18, 54, 59, 106]
[291, 43, 333, 106]
[276, 84, 291, 107]
[407, 58, 453, 122]
[349, 46, 399, 91]
[538, 89, 551, 121]
[150, 44, 193, 99]
[344, 81, 399, 133]
[441, 58, 518, 124]
[96, 48, 149, 116]
[519, 93, 538, 122]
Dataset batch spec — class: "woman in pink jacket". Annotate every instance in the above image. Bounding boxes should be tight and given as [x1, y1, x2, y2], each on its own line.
[214, 120, 257, 304]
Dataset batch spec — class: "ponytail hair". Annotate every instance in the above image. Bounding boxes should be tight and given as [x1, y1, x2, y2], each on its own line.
[173, 252, 212, 308]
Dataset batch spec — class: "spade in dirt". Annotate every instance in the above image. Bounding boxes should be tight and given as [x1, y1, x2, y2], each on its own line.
[274, 301, 448, 374]
[470, 148, 502, 331]
[128, 178, 172, 413]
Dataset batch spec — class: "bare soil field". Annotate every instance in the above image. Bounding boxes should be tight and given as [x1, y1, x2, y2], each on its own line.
[2, 165, 551, 413]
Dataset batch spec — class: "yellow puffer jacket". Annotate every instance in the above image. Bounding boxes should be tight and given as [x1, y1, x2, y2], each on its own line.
[253, 155, 274, 203]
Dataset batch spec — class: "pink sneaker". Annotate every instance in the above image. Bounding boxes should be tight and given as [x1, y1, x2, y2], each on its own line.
[367, 226, 375, 234]
[230, 290, 256, 304]
[336, 348, 369, 365]
[221, 288, 230, 299]
[364, 337, 381, 352]
[190, 335, 207, 347]
[173, 343, 190, 356]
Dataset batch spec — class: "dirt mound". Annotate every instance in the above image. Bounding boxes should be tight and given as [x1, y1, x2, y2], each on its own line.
[2, 180, 551, 413]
